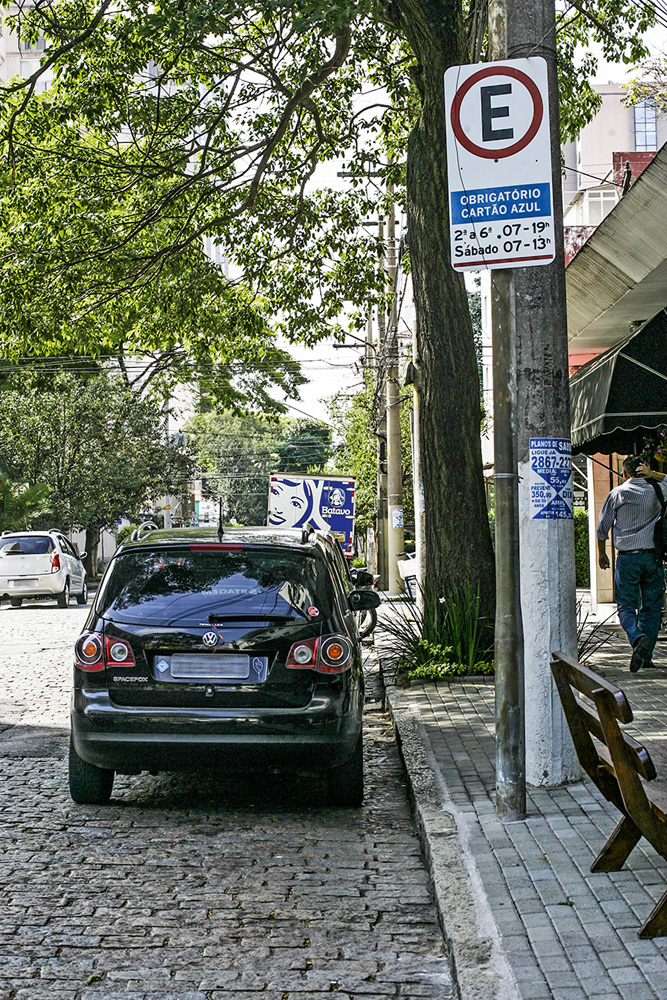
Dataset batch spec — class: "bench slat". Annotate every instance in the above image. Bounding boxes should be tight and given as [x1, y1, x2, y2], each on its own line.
[553, 651, 633, 723]
[576, 698, 657, 781]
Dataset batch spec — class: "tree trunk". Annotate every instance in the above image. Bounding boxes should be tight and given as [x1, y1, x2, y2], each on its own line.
[397, 1, 496, 615]
[85, 526, 100, 577]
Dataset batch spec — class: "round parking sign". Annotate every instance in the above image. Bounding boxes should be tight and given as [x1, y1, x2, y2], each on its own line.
[450, 65, 543, 160]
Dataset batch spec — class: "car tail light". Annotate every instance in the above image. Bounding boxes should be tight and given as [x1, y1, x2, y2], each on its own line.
[74, 633, 137, 671]
[318, 635, 352, 673]
[286, 635, 352, 674]
[75, 632, 104, 671]
[287, 637, 318, 669]
[51, 552, 61, 573]
[104, 636, 136, 667]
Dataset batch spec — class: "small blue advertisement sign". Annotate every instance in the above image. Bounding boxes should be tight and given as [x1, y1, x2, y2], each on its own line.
[268, 475, 356, 555]
[529, 438, 574, 520]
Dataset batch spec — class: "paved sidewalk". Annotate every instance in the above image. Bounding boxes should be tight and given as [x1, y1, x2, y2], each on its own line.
[381, 637, 667, 1000]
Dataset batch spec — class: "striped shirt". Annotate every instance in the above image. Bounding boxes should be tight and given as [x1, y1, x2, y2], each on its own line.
[597, 477, 667, 551]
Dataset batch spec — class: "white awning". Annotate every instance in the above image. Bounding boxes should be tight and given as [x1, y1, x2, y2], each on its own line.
[566, 142, 667, 353]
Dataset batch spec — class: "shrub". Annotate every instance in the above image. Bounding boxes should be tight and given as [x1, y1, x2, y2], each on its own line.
[115, 524, 137, 547]
[379, 583, 494, 682]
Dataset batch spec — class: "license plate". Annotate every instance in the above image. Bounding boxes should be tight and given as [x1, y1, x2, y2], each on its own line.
[11, 579, 38, 587]
[156, 654, 268, 683]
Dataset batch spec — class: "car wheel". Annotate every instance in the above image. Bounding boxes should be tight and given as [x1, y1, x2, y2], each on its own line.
[75, 581, 88, 605]
[68, 737, 114, 805]
[9, 597, 22, 608]
[326, 731, 364, 807]
[57, 580, 71, 608]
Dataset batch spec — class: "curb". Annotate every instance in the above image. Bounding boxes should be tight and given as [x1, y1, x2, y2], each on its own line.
[378, 656, 520, 1000]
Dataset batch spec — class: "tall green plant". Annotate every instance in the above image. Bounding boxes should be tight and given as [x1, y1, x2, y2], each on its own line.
[379, 583, 493, 681]
[0, 474, 51, 531]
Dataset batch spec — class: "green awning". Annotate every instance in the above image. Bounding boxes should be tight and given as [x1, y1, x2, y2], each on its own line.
[570, 310, 667, 455]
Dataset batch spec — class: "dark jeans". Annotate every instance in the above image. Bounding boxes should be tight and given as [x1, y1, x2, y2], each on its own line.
[614, 550, 665, 661]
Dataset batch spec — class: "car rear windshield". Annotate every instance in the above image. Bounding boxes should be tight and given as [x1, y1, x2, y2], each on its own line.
[96, 547, 335, 625]
[0, 536, 55, 556]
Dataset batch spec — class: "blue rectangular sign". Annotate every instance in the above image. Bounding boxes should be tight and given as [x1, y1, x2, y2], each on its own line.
[450, 183, 551, 224]
[529, 438, 573, 520]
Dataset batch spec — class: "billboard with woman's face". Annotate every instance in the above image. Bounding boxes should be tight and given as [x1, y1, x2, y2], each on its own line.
[268, 475, 356, 555]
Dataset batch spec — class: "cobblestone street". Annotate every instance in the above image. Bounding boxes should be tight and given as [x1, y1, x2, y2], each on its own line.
[0, 602, 454, 1000]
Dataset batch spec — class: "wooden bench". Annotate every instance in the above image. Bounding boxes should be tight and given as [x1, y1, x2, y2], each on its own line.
[551, 651, 667, 938]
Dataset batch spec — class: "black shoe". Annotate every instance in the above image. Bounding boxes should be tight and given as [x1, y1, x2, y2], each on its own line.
[630, 635, 649, 673]
[643, 661, 656, 669]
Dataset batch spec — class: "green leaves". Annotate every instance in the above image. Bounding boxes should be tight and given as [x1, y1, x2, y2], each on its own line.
[0, 474, 51, 532]
[185, 410, 333, 526]
[0, 370, 194, 532]
[555, 0, 654, 142]
[0, 0, 402, 366]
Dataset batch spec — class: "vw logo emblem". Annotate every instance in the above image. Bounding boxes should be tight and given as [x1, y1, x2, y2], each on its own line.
[202, 631, 219, 647]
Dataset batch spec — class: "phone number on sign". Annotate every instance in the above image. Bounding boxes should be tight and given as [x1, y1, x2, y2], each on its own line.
[531, 455, 570, 470]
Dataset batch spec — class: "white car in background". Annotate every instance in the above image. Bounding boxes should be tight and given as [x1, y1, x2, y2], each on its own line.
[0, 530, 88, 608]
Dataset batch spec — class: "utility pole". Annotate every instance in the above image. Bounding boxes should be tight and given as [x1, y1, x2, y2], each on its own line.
[488, 0, 526, 821]
[507, 0, 579, 787]
[376, 218, 389, 591]
[385, 180, 405, 595]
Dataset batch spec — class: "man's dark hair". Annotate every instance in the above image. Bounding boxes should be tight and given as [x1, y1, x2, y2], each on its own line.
[623, 455, 643, 477]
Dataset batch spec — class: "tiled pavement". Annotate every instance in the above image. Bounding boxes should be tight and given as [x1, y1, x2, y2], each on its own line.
[383, 636, 667, 1000]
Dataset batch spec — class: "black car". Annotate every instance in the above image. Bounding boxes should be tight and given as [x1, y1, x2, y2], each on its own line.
[69, 526, 380, 807]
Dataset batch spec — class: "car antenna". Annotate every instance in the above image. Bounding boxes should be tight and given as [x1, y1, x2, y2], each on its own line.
[217, 498, 225, 542]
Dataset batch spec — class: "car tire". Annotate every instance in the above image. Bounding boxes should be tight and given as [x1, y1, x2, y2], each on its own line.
[68, 737, 114, 805]
[75, 581, 88, 605]
[57, 580, 70, 608]
[9, 597, 22, 608]
[326, 731, 364, 807]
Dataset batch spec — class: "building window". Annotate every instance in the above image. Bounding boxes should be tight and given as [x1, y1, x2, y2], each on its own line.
[634, 100, 657, 152]
[18, 36, 46, 54]
[583, 188, 618, 226]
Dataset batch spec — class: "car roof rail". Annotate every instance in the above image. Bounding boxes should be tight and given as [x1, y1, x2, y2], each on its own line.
[131, 521, 159, 542]
[301, 523, 318, 544]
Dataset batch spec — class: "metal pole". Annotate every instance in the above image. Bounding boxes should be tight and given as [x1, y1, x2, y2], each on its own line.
[163, 397, 172, 529]
[385, 181, 405, 595]
[489, 0, 526, 821]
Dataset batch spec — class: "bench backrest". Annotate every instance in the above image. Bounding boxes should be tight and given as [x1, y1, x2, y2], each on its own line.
[551, 651, 659, 837]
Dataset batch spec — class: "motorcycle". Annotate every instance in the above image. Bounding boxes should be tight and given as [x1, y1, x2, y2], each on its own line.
[350, 567, 380, 639]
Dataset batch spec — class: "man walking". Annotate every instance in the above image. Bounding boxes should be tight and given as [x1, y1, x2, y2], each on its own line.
[597, 456, 667, 672]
